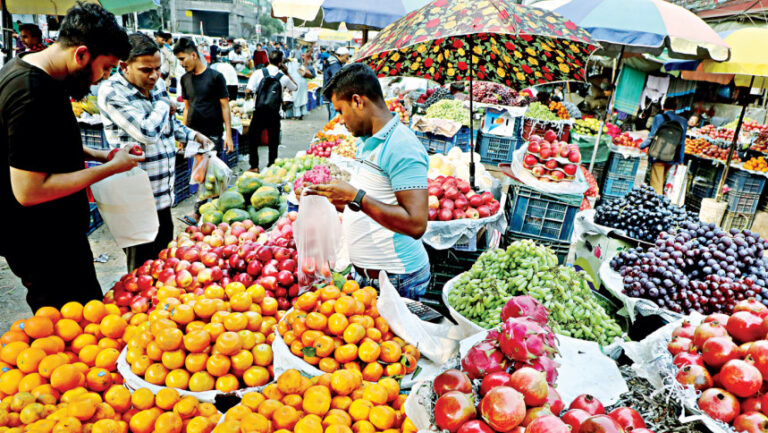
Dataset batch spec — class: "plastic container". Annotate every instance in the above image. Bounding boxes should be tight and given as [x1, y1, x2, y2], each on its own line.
[414, 126, 472, 154]
[721, 210, 755, 232]
[424, 246, 484, 303]
[80, 124, 107, 150]
[607, 152, 641, 178]
[218, 138, 239, 168]
[714, 169, 767, 213]
[88, 203, 103, 235]
[235, 131, 248, 157]
[477, 130, 523, 165]
[505, 183, 580, 242]
[174, 154, 190, 206]
[602, 175, 635, 200]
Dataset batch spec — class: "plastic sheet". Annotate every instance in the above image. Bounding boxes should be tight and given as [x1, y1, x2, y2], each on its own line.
[620, 313, 734, 433]
[609, 142, 647, 159]
[294, 195, 342, 290]
[599, 262, 683, 324]
[422, 198, 507, 250]
[510, 147, 590, 195]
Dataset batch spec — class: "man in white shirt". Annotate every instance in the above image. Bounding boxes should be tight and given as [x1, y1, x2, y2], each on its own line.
[210, 45, 238, 100]
[245, 50, 297, 170]
[229, 44, 247, 70]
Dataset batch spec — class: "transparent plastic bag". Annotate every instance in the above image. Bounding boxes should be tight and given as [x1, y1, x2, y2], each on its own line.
[197, 152, 232, 201]
[294, 195, 342, 290]
[190, 153, 209, 185]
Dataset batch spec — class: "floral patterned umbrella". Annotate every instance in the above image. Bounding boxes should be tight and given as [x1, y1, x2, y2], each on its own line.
[354, 0, 599, 88]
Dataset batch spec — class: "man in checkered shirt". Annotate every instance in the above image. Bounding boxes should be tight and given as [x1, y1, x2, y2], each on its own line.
[98, 32, 214, 271]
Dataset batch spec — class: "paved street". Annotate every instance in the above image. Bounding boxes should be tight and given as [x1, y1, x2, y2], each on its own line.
[0, 107, 329, 332]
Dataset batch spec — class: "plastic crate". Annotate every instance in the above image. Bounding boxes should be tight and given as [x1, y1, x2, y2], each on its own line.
[477, 130, 523, 165]
[602, 174, 635, 199]
[87, 203, 102, 236]
[80, 125, 107, 150]
[721, 211, 755, 232]
[217, 137, 239, 168]
[692, 180, 716, 199]
[726, 190, 761, 214]
[424, 246, 484, 301]
[235, 131, 248, 157]
[414, 126, 472, 154]
[719, 169, 767, 195]
[505, 184, 580, 242]
[174, 154, 190, 206]
[607, 152, 641, 178]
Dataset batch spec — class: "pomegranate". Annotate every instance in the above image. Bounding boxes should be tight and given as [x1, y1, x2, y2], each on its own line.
[480, 371, 513, 397]
[457, 420, 495, 433]
[545, 385, 564, 415]
[693, 321, 729, 347]
[672, 352, 705, 369]
[675, 364, 714, 391]
[524, 415, 570, 433]
[698, 388, 741, 423]
[433, 369, 473, 397]
[608, 407, 646, 431]
[734, 411, 768, 433]
[720, 359, 763, 398]
[667, 337, 693, 356]
[521, 407, 552, 427]
[509, 368, 548, 406]
[727, 311, 765, 343]
[704, 313, 731, 324]
[743, 397, 763, 414]
[735, 299, 768, 318]
[479, 386, 526, 432]
[631, 430, 655, 433]
[569, 394, 605, 416]
[577, 415, 625, 433]
[434, 391, 477, 433]
[561, 409, 591, 432]
[749, 341, 768, 378]
[701, 336, 740, 368]
[672, 321, 695, 339]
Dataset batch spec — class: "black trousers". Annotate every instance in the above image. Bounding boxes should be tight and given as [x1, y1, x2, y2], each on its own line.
[5, 234, 102, 311]
[123, 207, 175, 272]
[248, 111, 280, 170]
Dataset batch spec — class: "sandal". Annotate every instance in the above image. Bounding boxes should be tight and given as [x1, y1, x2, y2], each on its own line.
[177, 215, 198, 226]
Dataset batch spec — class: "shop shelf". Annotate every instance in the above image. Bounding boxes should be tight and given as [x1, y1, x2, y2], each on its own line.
[414, 126, 472, 154]
[607, 152, 641, 178]
[505, 184, 580, 242]
[721, 211, 755, 232]
[87, 203, 103, 236]
[477, 130, 523, 165]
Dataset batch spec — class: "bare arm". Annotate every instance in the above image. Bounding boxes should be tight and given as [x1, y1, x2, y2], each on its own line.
[182, 100, 189, 125]
[220, 98, 234, 153]
[10, 147, 143, 207]
[83, 146, 110, 163]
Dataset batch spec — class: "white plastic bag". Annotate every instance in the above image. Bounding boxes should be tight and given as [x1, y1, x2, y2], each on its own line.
[197, 152, 232, 200]
[294, 195, 342, 290]
[664, 164, 687, 206]
[90, 167, 159, 249]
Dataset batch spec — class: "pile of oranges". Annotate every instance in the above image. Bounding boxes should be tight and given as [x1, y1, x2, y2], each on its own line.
[124, 281, 284, 393]
[743, 156, 768, 172]
[685, 137, 708, 155]
[0, 384, 219, 433]
[277, 282, 420, 381]
[211, 368, 418, 433]
[0, 301, 129, 400]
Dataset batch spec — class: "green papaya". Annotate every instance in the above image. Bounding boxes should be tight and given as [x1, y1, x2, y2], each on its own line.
[222, 208, 250, 224]
[201, 210, 222, 224]
[236, 175, 262, 196]
[218, 190, 246, 212]
[250, 186, 280, 210]
[252, 207, 280, 227]
[199, 202, 218, 215]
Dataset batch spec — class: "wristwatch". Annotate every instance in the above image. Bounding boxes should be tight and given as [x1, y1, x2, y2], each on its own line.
[348, 189, 366, 212]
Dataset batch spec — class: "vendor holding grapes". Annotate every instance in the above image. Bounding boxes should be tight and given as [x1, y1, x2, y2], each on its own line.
[305, 64, 431, 299]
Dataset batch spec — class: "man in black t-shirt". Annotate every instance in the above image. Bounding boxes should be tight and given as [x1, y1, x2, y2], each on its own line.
[174, 38, 234, 155]
[0, 4, 142, 311]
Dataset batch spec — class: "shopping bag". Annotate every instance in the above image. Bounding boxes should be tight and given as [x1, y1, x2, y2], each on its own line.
[664, 164, 687, 206]
[90, 167, 159, 249]
[197, 152, 232, 201]
[293, 194, 342, 291]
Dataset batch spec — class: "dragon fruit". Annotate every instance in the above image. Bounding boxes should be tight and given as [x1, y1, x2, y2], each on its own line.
[500, 295, 549, 325]
[499, 317, 557, 362]
[461, 339, 508, 380]
[516, 357, 560, 385]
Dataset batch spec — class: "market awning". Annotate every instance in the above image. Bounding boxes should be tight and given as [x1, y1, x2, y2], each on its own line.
[5, 0, 159, 16]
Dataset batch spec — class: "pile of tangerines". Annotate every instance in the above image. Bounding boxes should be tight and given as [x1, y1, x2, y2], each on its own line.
[213, 368, 417, 433]
[124, 281, 282, 392]
[278, 282, 420, 380]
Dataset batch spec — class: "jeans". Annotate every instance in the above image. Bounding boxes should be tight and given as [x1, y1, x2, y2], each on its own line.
[354, 264, 431, 301]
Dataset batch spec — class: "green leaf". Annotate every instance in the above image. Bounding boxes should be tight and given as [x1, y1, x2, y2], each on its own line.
[302, 347, 317, 358]
[411, 365, 422, 379]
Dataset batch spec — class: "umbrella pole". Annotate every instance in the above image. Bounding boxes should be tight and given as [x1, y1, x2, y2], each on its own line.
[589, 46, 625, 173]
[715, 75, 755, 202]
[469, 36, 476, 189]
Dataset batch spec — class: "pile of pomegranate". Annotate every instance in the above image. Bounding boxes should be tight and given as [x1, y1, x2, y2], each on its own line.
[522, 130, 582, 182]
[427, 175, 501, 221]
[431, 296, 655, 433]
[668, 300, 768, 428]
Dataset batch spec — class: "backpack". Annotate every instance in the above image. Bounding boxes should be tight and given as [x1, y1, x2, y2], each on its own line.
[254, 68, 283, 113]
[649, 112, 684, 162]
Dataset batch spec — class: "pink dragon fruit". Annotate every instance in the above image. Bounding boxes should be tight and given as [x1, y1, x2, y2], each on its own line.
[500, 295, 549, 325]
[516, 357, 560, 385]
[461, 339, 508, 380]
[499, 317, 557, 362]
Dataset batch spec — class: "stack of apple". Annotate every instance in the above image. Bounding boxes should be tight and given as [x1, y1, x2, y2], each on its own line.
[307, 139, 339, 158]
[667, 300, 768, 429]
[427, 175, 501, 221]
[105, 214, 301, 314]
[612, 132, 641, 149]
[522, 130, 581, 182]
[387, 99, 410, 125]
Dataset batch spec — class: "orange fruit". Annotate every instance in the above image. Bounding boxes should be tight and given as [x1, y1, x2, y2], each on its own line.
[169, 304, 194, 326]
[327, 314, 349, 336]
[294, 291, 320, 312]
[255, 398, 282, 419]
[348, 400, 372, 422]
[1, 340, 29, 364]
[156, 328, 183, 351]
[243, 366, 271, 387]
[155, 411, 183, 433]
[0, 368, 23, 394]
[319, 358, 340, 373]
[0, 330, 29, 346]
[84, 322, 104, 338]
[35, 306, 62, 323]
[384, 363, 405, 377]
[326, 425, 353, 433]
[378, 378, 399, 402]
[70, 333, 98, 354]
[60, 302, 84, 322]
[303, 385, 331, 416]
[301, 330, 325, 348]
[145, 363, 169, 385]
[54, 319, 82, 342]
[402, 354, 418, 374]
[185, 352, 209, 373]
[313, 336, 335, 358]
[273, 405, 301, 430]
[282, 393, 303, 410]
[130, 409, 161, 433]
[306, 312, 328, 331]
[331, 396, 352, 411]
[295, 414, 324, 433]
[229, 292, 253, 312]
[186, 416, 213, 433]
[130, 355, 152, 376]
[193, 299, 217, 319]
[104, 384, 131, 412]
[361, 363, 383, 382]
[241, 413, 271, 433]
[242, 392, 267, 411]
[165, 369, 191, 389]
[38, 353, 67, 378]
[379, 341, 402, 364]
[174, 395, 200, 419]
[215, 374, 239, 393]
[99, 315, 127, 339]
[16, 347, 46, 373]
[231, 349, 254, 371]
[83, 300, 108, 324]
[150, 318, 177, 335]
[223, 313, 248, 332]
[323, 409, 352, 427]
[318, 285, 341, 302]
[162, 349, 186, 370]
[205, 353, 231, 377]
[23, 316, 54, 339]
[154, 388, 181, 411]
[319, 301, 336, 316]
[261, 297, 278, 316]
[94, 348, 120, 371]
[50, 364, 83, 392]
[402, 345, 420, 361]
[368, 406, 395, 430]
[146, 341, 163, 361]
[341, 281, 359, 294]
[362, 384, 388, 405]
[188, 371, 215, 392]
[277, 369, 304, 394]
[215, 332, 242, 356]
[263, 383, 284, 401]
[86, 367, 113, 392]
[330, 370, 357, 396]
[18, 372, 45, 392]
[333, 344, 358, 364]
[357, 341, 380, 364]
[98, 337, 121, 350]
[352, 420, 375, 433]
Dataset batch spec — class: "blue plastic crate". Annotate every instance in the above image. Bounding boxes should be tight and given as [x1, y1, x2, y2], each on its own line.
[725, 190, 761, 214]
[607, 152, 640, 178]
[414, 126, 472, 154]
[721, 211, 755, 232]
[505, 184, 579, 242]
[87, 203, 102, 235]
[80, 125, 107, 150]
[217, 137, 239, 168]
[719, 169, 766, 195]
[692, 180, 716, 199]
[477, 131, 522, 165]
[602, 174, 635, 199]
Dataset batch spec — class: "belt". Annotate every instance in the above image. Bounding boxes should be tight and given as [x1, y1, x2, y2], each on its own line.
[354, 265, 380, 281]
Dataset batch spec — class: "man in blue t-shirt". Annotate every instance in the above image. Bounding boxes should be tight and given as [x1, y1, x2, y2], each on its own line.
[305, 64, 430, 300]
[640, 99, 688, 194]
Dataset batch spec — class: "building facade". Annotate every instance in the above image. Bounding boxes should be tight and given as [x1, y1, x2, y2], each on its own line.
[171, 0, 267, 38]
